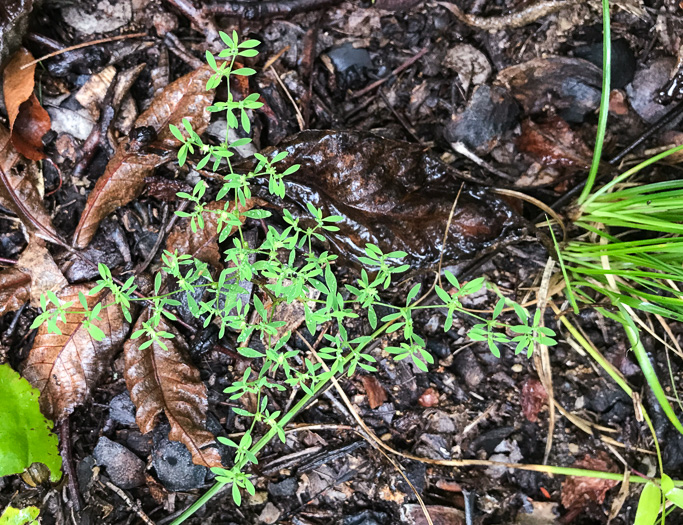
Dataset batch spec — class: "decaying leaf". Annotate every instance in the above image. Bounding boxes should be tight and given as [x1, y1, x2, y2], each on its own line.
[253, 130, 521, 267]
[73, 63, 217, 249]
[22, 284, 129, 421]
[518, 117, 593, 169]
[15, 239, 67, 306]
[497, 57, 602, 123]
[124, 309, 222, 468]
[520, 377, 547, 423]
[166, 199, 261, 270]
[0, 123, 60, 242]
[361, 375, 387, 409]
[2, 48, 51, 160]
[0, 267, 30, 316]
[561, 453, 619, 510]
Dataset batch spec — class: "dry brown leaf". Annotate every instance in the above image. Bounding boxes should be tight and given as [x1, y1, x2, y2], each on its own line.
[124, 309, 222, 468]
[22, 284, 129, 421]
[15, 239, 67, 305]
[361, 375, 387, 409]
[0, 267, 30, 316]
[561, 453, 619, 510]
[3, 47, 51, 160]
[165, 199, 261, 270]
[0, 123, 60, 243]
[73, 63, 217, 249]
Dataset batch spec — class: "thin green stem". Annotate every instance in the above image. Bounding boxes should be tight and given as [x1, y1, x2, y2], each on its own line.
[577, 0, 611, 204]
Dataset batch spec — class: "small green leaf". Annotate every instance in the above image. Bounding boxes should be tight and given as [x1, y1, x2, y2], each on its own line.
[634, 482, 661, 525]
[0, 505, 40, 525]
[0, 364, 62, 482]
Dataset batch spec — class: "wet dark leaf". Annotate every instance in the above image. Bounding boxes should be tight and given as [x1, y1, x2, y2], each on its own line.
[518, 117, 593, 169]
[124, 310, 223, 468]
[73, 63, 217, 249]
[497, 57, 602, 123]
[0, 266, 30, 316]
[22, 284, 129, 421]
[561, 453, 619, 510]
[253, 130, 521, 268]
[3, 47, 51, 160]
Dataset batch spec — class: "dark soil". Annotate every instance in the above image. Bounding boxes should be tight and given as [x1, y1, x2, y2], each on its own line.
[2, 0, 683, 524]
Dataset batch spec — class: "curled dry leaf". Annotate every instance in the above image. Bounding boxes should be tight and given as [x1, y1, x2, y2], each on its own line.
[22, 284, 129, 421]
[0, 123, 60, 243]
[73, 63, 217, 249]
[124, 310, 222, 468]
[0, 267, 30, 316]
[2, 47, 51, 160]
[253, 130, 521, 267]
[520, 377, 547, 423]
[361, 375, 387, 409]
[15, 239, 67, 306]
[561, 453, 619, 510]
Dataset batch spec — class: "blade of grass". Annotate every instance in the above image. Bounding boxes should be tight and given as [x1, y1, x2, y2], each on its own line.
[578, 0, 611, 204]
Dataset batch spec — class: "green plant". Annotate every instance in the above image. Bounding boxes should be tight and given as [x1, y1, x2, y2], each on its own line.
[0, 363, 61, 482]
[32, 31, 557, 520]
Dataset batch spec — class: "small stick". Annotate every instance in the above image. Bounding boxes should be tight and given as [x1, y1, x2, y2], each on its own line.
[21, 33, 147, 69]
[0, 257, 17, 265]
[58, 419, 83, 512]
[352, 46, 428, 99]
[102, 481, 156, 525]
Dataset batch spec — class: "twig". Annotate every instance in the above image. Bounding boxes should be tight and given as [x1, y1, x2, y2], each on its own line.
[164, 33, 203, 69]
[269, 66, 305, 131]
[436, 0, 580, 31]
[101, 481, 156, 525]
[21, 33, 147, 69]
[0, 257, 17, 265]
[450, 141, 517, 182]
[352, 47, 429, 99]
[58, 419, 83, 512]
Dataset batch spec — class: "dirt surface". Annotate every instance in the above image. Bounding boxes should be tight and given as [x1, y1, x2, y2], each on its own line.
[2, 0, 683, 524]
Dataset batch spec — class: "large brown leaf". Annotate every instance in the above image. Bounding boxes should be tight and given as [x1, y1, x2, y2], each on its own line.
[3, 47, 51, 160]
[252, 130, 521, 268]
[0, 123, 60, 243]
[124, 310, 222, 468]
[15, 239, 67, 306]
[72, 63, 217, 249]
[0, 267, 30, 316]
[22, 284, 129, 421]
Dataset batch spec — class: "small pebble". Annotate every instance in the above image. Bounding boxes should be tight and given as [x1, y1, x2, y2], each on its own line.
[93, 436, 146, 489]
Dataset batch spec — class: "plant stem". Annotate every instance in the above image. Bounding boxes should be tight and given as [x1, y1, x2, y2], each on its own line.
[578, 0, 611, 204]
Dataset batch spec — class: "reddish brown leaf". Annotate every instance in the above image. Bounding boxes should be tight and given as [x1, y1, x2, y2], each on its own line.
[561, 453, 619, 510]
[143, 175, 192, 202]
[521, 378, 547, 423]
[518, 117, 593, 169]
[361, 375, 387, 409]
[3, 48, 51, 160]
[73, 63, 217, 249]
[0, 123, 60, 243]
[0, 267, 30, 316]
[165, 199, 262, 270]
[124, 310, 222, 468]
[22, 284, 129, 421]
